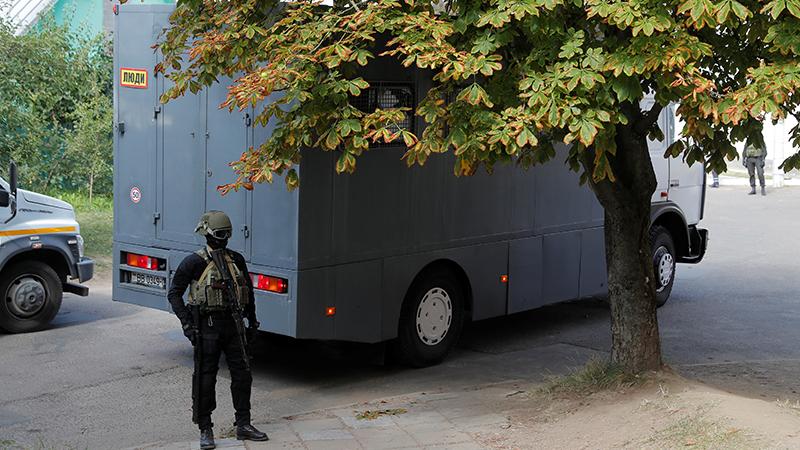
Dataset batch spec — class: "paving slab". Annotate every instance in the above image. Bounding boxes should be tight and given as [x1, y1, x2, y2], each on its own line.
[245, 442, 305, 449]
[403, 422, 474, 446]
[190, 438, 245, 449]
[297, 429, 354, 441]
[304, 439, 364, 450]
[350, 426, 419, 449]
[287, 417, 345, 434]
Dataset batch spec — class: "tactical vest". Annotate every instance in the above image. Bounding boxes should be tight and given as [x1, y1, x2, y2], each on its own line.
[188, 248, 250, 312]
[745, 144, 765, 158]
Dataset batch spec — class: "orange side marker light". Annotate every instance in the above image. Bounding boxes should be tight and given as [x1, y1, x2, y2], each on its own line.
[326, 307, 336, 317]
[500, 275, 509, 283]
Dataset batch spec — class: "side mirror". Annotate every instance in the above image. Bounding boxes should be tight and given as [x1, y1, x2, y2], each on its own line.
[2, 161, 18, 223]
[9, 161, 17, 197]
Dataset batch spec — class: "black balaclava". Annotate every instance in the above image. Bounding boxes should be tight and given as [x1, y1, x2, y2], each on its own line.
[205, 235, 228, 250]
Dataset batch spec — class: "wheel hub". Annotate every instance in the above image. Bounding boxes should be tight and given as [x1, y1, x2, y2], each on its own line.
[6, 276, 47, 318]
[654, 246, 674, 292]
[416, 287, 453, 346]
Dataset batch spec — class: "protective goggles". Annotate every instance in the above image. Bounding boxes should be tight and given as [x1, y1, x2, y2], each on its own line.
[209, 228, 232, 240]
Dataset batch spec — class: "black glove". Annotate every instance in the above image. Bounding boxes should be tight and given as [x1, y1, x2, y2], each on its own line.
[183, 323, 199, 346]
[246, 320, 259, 344]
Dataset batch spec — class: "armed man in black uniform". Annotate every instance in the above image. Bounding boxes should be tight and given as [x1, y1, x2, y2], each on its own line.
[167, 211, 268, 449]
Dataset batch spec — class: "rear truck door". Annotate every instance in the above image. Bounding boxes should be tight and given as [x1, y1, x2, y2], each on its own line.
[663, 104, 704, 224]
[114, 7, 158, 243]
[646, 100, 670, 204]
[668, 154, 705, 225]
[205, 80, 249, 256]
[155, 61, 206, 245]
[249, 100, 300, 269]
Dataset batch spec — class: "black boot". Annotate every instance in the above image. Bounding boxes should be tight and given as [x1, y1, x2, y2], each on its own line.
[761, 186, 766, 196]
[200, 428, 215, 450]
[748, 187, 756, 195]
[236, 423, 269, 441]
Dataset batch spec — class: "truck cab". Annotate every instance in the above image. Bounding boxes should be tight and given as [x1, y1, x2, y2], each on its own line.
[0, 162, 94, 333]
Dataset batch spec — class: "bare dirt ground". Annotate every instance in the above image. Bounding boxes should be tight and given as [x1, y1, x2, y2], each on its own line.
[465, 371, 800, 450]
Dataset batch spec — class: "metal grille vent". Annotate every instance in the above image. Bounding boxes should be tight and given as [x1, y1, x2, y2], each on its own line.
[352, 82, 415, 147]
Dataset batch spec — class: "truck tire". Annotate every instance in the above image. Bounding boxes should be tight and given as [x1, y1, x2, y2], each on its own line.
[0, 261, 63, 333]
[651, 226, 676, 307]
[395, 269, 465, 367]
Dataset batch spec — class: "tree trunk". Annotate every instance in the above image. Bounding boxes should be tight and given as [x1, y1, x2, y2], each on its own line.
[603, 197, 661, 372]
[89, 170, 94, 203]
[586, 118, 662, 373]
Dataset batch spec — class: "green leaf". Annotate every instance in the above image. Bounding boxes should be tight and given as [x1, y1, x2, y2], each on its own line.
[285, 168, 299, 191]
[787, 0, 800, 17]
[611, 77, 643, 103]
[665, 140, 686, 158]
[578, 120, 598, 146]
[729, 0, 751, 19]
[325, 130, 341, 149]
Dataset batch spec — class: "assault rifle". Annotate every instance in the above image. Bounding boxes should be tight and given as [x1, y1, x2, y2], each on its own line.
[209, 248, 250, 371]
[191, 305, 202, 424]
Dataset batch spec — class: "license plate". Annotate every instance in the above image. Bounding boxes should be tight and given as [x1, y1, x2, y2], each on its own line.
[128, 272, 166, 290]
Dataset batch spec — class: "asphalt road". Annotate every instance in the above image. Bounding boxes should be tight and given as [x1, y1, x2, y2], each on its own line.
[1, 186, 798, 449]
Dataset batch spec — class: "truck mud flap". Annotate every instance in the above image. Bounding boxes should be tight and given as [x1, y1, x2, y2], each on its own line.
[677, 227, 708, 264]
[64, 282, 89, 297]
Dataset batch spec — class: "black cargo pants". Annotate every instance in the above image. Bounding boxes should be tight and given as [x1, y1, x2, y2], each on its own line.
[193, 311, 252, 430]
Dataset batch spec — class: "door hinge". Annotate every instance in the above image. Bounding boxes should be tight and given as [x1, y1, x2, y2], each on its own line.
[153, 212, 161, 224]
[153, 106, 162, 120]
[242, 225, 250, 239]
[245, 113, 252, 127]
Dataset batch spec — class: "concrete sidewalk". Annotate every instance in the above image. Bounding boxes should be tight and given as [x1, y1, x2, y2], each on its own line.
[711, 172, 800, 187]
[134, 381, 530, 450]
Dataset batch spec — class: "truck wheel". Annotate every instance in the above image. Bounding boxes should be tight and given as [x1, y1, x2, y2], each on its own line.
[0, 261, 63, 333]
[395, 269, 465, 367]
[651, 226, 676, 308]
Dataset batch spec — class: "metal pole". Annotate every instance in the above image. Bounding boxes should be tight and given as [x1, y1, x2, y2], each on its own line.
[772, 117, 785, 188]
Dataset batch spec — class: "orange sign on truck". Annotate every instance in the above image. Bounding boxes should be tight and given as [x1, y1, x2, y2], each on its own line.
[120, 68, 148, 89]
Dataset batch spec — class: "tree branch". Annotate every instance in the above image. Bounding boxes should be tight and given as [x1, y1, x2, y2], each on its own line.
[635, 102, 664, 136]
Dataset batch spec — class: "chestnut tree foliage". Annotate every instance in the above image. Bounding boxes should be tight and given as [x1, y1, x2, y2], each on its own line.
[157, 0, 800, 372]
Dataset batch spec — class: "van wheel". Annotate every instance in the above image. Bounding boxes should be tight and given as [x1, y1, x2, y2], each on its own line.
[395, 269, 465, 367]
[0, 261, 63, 333]
[651, 226, 676, 308]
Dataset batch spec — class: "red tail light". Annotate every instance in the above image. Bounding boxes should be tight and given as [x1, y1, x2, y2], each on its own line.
[126, 252, 162, 271]
[251, 274, 288, 294]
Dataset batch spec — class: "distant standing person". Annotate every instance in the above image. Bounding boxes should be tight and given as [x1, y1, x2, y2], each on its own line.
[742, 137, 767, 196]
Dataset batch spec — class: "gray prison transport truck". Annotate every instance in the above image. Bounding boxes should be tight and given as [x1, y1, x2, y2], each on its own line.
[0, 162, 95, 333]
[112, 4, 708, 366]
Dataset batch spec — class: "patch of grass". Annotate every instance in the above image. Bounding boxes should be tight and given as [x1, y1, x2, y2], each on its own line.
[46, 192, 113, 272]
[0, 438, 87, 450]
[355, 408, 408, 420]
[218, 426, 236, 439]
[648, 410, 754, 449]
[75, 207, 113, 272]
[776, 398, 800, 414]
[0, 440, 20, 450]
[538, 358, 642, 397]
